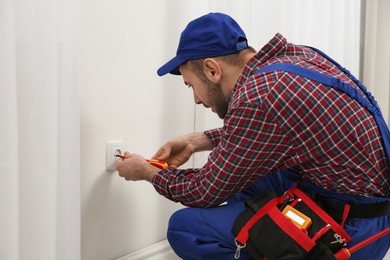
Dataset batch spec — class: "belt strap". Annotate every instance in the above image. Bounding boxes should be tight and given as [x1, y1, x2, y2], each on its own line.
[283, 170, 390, 220]
[315, 194, 390, 219]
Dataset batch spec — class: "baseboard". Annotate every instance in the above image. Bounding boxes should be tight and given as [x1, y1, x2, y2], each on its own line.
[115, 240, 180, 260]
[114, 239, 390, 260]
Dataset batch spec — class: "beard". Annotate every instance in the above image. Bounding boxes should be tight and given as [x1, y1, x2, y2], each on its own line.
[206, 79, 230, 119]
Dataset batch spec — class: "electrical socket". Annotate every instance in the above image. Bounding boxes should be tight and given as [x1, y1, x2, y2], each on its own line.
[106, 141, 125, 171]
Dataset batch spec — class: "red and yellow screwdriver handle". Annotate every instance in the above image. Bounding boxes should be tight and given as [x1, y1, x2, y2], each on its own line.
[146, 159, 168, 169]
[115, 155, 168, 169]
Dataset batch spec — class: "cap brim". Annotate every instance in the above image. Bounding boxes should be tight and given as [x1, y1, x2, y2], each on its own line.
[157, 56, 187, 76]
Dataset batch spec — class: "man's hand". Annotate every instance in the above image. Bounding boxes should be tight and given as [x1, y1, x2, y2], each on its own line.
[116, 152, 160, 182]
[152, 132, 214, 168]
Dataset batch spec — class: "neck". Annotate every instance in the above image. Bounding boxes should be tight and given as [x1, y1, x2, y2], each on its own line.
[221, 51, 256, 97]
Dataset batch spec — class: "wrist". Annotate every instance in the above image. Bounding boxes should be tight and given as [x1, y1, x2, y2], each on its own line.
[189, 132, 214, 152]
[144, 165, 160, 182]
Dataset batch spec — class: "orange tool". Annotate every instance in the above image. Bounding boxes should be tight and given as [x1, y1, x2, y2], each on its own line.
[146, 159, 168, 169]
[115, 155, 168, 169]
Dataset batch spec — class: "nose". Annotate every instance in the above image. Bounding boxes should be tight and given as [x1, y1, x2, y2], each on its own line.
[193, 92, 202, 105]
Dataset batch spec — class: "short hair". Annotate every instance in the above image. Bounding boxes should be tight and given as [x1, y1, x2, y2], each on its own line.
[186, 47, 256, 81]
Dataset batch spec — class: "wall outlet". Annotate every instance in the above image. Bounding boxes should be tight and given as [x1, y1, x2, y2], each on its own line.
[106, 141, 125, 171]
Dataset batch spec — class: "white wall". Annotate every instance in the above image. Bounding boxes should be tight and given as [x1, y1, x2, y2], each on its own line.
[80, 1, 193, 259]
[80, 1, 363, 259]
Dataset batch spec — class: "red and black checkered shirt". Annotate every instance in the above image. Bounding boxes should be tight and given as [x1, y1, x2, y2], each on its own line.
[152, 33, 390, 207]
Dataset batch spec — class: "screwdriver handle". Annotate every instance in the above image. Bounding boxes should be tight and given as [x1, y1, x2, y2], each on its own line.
[146, 159, 168, 169]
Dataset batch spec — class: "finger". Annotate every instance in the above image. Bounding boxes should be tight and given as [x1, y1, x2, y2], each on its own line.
[115, 158, 124, 171]
[169, 163, 178, 168]
[123, 151, 131, 158]
[166, 157, 183, 168]
[151, 148, 164, 159]
[152, 147, 170, 160]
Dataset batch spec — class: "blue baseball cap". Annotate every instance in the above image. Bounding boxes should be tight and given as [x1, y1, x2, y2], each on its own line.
[157, 12, 248, 76]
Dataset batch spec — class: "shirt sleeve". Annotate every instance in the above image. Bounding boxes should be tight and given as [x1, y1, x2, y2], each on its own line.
[204, 128, 224, 146]
[152, 101, 296, 208]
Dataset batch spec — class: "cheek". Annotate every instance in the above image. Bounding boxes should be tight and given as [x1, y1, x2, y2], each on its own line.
[192, 88, 201, 104]
[193, 85, 208, 102]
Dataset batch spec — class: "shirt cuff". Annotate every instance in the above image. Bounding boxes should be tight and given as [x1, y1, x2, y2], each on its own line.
[204, 127, 224, 146]
[151, 167, 179, 202]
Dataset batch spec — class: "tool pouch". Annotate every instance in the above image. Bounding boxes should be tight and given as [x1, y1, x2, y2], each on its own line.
[231, 187, 351, 260]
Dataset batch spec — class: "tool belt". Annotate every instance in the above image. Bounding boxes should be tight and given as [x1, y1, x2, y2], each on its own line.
[231, 185, 390, 260]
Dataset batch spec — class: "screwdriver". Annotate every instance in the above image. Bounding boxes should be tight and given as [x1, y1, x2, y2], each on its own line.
[115, 155, 168, 169]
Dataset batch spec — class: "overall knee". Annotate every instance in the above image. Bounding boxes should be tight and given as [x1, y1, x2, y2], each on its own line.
[167, 208, 192, 244]
[167, 208, 201, 259]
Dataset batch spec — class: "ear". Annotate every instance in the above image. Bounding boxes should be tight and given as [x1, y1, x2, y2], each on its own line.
[203, 58, 221, 83]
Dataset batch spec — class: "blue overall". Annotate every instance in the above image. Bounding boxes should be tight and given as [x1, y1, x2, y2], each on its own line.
[167, 48, 390, 260]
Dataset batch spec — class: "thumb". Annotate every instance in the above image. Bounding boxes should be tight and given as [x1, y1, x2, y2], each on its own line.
[152, 147, 170, 160]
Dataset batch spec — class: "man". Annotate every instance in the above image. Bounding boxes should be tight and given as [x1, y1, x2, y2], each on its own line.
[116, 12, 390, 259]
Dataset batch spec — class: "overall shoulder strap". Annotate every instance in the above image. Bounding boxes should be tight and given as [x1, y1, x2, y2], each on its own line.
[254, 62, 390, 166]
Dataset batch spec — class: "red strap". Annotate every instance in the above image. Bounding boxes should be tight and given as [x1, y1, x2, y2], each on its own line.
[235, 197, 281, 245]
[340, 204, 350, 228]
[268, 207, 315, 251]
[235, 193, 315, 251]
[290, 187, 351, 242]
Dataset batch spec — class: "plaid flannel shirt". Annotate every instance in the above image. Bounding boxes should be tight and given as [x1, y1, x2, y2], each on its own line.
[152, 33, 389, 207]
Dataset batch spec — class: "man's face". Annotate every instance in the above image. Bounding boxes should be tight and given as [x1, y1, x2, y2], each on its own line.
[180, 64, 230, 119]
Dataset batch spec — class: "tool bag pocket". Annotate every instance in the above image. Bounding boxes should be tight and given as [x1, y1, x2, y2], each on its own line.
[231, 187, 351, 260]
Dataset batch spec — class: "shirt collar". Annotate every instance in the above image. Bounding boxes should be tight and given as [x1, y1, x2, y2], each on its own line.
[229, 33, 287, 109]
[245, 33, 288, 76]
